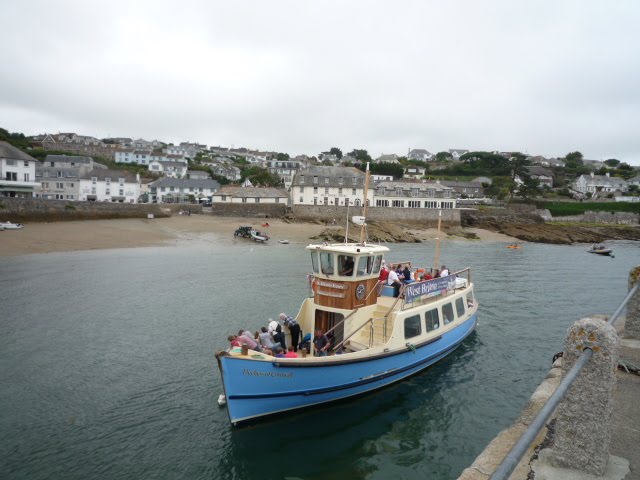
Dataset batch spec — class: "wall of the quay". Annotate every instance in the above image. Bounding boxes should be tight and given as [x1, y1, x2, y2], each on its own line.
[0, 197, 173, 222]
[553, 211, 639, 225]
[211, 203, 287, 218]
[290, 205, 461, 226]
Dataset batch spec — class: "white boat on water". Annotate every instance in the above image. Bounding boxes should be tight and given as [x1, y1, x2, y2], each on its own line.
[0, 221, 24, 230]
[215, 165, 478, 425]
[278, 239, 290, 244]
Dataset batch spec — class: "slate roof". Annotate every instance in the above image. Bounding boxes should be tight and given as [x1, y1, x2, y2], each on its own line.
[45, 154, 93, 164]
[0, 141, 38, 162]
[440, 180, 484, 188]
[291, 166, 365, 187]
[155, 161, 187, 168]
[151, 178, 221, 189]
[216, 186, 288, 198]
[80, 169, 138, 182]
[526, 166, 554, 177]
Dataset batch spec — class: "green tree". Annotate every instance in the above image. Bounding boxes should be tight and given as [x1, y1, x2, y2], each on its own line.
[347, 149, 372, 164]
[435, 151, 452, 162]
[483, 176, 514, 200]
[329, 147, 343, 159]
[276, 152, 290, 161]
[604, 158, 620, 167]
[564, 151, 583, 166]
[0, 127, 30, 150]
[240, 166, 281, 187]
[516, 176, 541, 200]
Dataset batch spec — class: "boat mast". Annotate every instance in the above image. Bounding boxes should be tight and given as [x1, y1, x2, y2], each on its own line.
[344, 202, 350, 244]
[359, 162, 370, 244]
[433, 209, 442, 272]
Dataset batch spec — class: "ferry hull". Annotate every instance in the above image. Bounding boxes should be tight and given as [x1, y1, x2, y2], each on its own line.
[218, 313, 477, 424]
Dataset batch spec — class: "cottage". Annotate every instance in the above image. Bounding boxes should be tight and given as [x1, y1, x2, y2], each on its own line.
[572, 172, 628, 197]
[374, 181, 456, 209]
[212, 186, 289, 205]
[407, 149, 434, 161]
[148, 160, 188, 178]
[448, 149, 469, 160]
[78, 169, 141, 203]
[150, 178, 220, 203]
[439, 180, 485, 199]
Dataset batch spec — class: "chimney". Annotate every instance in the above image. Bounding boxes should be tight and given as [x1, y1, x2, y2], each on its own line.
[590, 172, 595, 178]
[605, 172, 610, 177]
[136, 173, 140, 183]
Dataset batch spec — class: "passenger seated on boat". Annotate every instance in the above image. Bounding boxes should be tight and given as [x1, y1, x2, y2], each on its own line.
[284, 347, 297, 358]
[379, 261, 389, 282]
[387, 267, 402, 298]
[237, 331, 261, 352]
[298, 333, 312, 352]
[258, 327, 277, 354]
[423, 271, 434, 281]
[440, 265, 449, 277]
[402, 264, 413, 284]
[434, 269, 441, 278]
[228, 335, 242, 348]
[313, 329, 330, 356]
[274, 346, 285, 358]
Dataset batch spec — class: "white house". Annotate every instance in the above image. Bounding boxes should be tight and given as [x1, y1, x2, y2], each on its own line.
[526, 166, 554, 188]
[449, 149, 469, 160]
[572, 172, 628, 197]
[212, 186, 289, 205]
[374, 181, 456, 209]
[148, 160, 188, 178]
[150, 178, 220, 203]
[371, 174, 393, 183]
[440, 181, 484, 199]
[408, 149, 434, 161]
[266, 159, 304, 189]
[78, 169, 141, 203]
[291, 166, 373, 206]
[404, 166, 426, 179]
[186, 170, 211, 180]
[375, 154, 400, 164]
[0, 141, 40, 197]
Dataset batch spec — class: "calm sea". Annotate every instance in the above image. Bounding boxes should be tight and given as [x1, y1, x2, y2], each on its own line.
[0, 236, 637, 480]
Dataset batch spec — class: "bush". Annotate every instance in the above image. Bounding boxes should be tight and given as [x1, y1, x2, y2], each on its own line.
[537, 201, 640, 216]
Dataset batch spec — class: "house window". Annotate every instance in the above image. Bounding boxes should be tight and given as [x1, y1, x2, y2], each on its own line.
[425, 201, 436, 208]
[313, 187, 318, 194]
[56, 182, 64, 189]
[411, 188, 419, 197]
[92, 177, 97, 184]
[392, 200, 404, 207]
[313, 197, 318, 205]
[376, 199, 389, 207]
[408, 200, 421, 208]
[24, 161, 29, 167]
[404, 314, 422, 339]
[105, 177, 111, 184]
[119, 178, 124, 184]
[255, 198, 260, 203]
[24, 173, 30, 182]
[395, 187, 402, 195]
[427, 189, 435, 197]
[299, 186, 304, 194]
[43, 171, 49, 177]
[338, 177, 343, 185]
[221, 195, 226, 201]
[106, 189, 111, 195]
[91, 187, 96, 194]
[119, 189, 124, 196]
[324, 197, 328, 205]
[324, 187, 329, 194]
[338, 188, 342, 195]
[6, 159, 16, 166]
[344, 198, 349, 206]
[352, 177, 357, 185]
[242, 198, 247, 203]
[313, 176, 318, 185]
[299, 175, 305, 184]
[352, 188, 356, 195]
[324, 177, 329, 185]
[42, 182, 49, 188]
[299, 197, 303, 203]
[57, 171, 63, 177]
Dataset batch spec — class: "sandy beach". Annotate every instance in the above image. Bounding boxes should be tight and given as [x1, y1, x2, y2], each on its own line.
[0, 215, 517, 257]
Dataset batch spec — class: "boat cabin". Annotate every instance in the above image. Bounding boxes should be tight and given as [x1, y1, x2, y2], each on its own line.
[307, 243, 389, 310]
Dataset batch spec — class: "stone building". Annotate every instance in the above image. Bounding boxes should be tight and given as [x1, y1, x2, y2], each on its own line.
[290, 166, 373, 207]
[374, 181, 456, 209]
[212, 186, 289, 205]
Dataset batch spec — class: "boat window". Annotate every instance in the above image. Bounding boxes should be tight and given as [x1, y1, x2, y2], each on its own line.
[320, 252, 334, 274]
[338, 255, 355, 276]
[442, 303, 455, 325]
[455, 297, 465, 317]
[310, 252, 319, 273]
[425, 308, 440, 332]
[466, 292, 474, 308]
[372, 255, 383, 274]
[356, 256, 373, 276]
[404, 314, 421, 339]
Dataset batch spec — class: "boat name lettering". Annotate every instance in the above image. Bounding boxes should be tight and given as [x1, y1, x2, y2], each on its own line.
[405, 275, 455, 302]
[317, 290, 346, 298]
[242, 368, 293, 379]
[316, 280, 348, 289]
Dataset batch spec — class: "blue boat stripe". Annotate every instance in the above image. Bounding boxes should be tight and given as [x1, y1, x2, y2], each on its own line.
[227, 332, 469, 400]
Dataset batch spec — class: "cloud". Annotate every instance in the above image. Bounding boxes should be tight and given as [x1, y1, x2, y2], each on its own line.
[1, 0, 639, 164]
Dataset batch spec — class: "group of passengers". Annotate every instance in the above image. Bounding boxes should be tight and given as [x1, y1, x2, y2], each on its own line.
[228, 313, 332, 357]
[378, 261, 450, 298]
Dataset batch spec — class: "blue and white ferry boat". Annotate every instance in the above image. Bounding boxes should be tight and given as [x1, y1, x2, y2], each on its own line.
[216, 242, 478, 425]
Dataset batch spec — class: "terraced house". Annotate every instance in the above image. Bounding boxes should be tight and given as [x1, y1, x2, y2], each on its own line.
[0, 142, 39, 197]
[374, 181, 456, 209]
[291, 166, 373, 206]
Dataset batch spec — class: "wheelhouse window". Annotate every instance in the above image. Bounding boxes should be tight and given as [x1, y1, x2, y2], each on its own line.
[338, 255, 355, 276]
[372, 255, 383, 274]
[455, 297, 466, 317]
[320, 252, 334, 274]
[425, 308, 440, 332]
[442, 303, 455, 325]
[310, 252, 319, 273]
[356, 256, 373, 276]
[404, 314, 421, 339]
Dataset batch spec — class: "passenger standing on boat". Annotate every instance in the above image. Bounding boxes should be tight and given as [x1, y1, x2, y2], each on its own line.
[268, 318, 287, 349]
[387, 268, 402, 298]
[379, 261, 389, 282]
[280, 313, 301, 352]
[440, 265, 449, 277]
[313, 329, 330, 356]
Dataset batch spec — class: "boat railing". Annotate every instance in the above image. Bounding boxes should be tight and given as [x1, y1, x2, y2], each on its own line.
[324, 308, 359, 348]
[331, 316, 375, 353]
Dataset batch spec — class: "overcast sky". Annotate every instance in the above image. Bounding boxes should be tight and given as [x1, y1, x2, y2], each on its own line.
[1, 1, 640, 164]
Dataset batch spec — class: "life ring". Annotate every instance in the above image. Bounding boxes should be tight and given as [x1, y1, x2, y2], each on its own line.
[414, 268, 425, 280]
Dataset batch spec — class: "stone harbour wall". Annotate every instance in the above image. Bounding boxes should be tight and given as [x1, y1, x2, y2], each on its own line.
[211, 203, 287, 218]
[290, 205, 461, 227]
[0, 197, 172, 222]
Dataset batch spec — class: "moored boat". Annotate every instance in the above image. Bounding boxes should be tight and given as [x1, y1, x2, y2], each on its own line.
[0, 221, 24, 230]
[587, 244, 612, 256]
[215, 164, 478, 425]
[250, 230, 269, 243]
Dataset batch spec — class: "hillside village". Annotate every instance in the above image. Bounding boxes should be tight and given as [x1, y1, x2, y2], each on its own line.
[1, 128, 639, 211]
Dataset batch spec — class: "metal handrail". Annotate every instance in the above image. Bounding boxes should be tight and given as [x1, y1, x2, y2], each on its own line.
[324, 308, 359, 338]
[332, 317, 374, 352]
[490, 282, 638, 480]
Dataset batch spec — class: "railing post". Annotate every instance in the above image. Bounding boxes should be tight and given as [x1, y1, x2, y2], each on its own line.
[550, 317, 619, 476]
[625, 265, 640, 339]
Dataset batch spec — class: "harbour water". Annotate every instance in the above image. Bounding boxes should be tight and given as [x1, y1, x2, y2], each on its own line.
[0, 238, 637, 479]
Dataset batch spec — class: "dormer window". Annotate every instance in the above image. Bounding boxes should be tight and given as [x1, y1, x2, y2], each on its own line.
[352, 177, 357, 185]
[313, 176, 318, 185]
[338, 177, 343, 185]
[300, 175, 304, 184]
[411, 188, 419, 197]
[105, 177, 111, 184]
[324, 177, 329, 185]
[395, 187, 402, 196]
